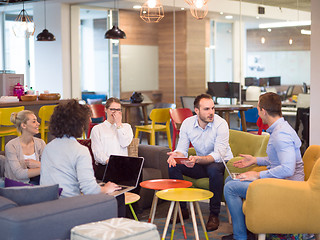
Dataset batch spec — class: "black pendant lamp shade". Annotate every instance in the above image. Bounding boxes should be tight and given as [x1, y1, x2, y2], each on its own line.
[37, 0, 56, 41]
[104, 25, 126, 39]
[37, 29, 56, 41]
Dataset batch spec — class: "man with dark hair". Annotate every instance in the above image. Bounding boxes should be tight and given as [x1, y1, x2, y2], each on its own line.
[222, 92, 304, 240]
[167, 93, 233, 231]
[91, 97, 133, 165]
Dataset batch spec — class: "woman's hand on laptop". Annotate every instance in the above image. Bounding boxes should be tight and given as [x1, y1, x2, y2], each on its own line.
[101, 182, 122, 194]
[234, 154, 257, 168]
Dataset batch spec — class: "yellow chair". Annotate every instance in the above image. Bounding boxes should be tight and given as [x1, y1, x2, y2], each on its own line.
[38, 105, 57, 143]
[243, 145, 320, 240]
[0, 106, 25, 151]
[135, 108, 172, 149]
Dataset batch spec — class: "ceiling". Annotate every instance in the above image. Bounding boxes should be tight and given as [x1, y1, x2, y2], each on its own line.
[232, 0, 310, 12]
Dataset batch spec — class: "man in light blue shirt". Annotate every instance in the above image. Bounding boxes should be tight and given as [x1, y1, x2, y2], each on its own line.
[222, 92, 304, 240]
[167, 93, 233, 231]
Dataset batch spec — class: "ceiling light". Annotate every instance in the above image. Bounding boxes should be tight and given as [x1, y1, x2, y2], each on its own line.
[36, 0, 56, 41]
[289, 38, 293, 45]
[220, 12, 223, 15]
[181, 7, 185, 10]
[105, 25, 126, 39]
[261, 37, 265, 44]
[140, 0, 164, 23]
[133, 5, 142, 9]
[225, 15, 233, 19]
[256, 16, 260, 19]
[301, 29, 311, 35]
[259, 20, 311, 29]
[12, 1, 35, 38]
[267, 28, 272, 32]
[105, 0, 126, 39]
[190, 0, 208, 20]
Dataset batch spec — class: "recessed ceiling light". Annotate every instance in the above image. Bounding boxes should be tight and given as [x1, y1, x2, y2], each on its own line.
[256, 16, 260, 19]
[220, 12, 223, 15]
[225, 15, 233, 19]
[261, 37, 265, 44]
[133, 5, 142, 9]
[301, 29, 311, 35]
[267, 28, 272, 32]
[181, 7, 185, 10]
[259, 20, 311, 29]
[289, 38, 293, 45]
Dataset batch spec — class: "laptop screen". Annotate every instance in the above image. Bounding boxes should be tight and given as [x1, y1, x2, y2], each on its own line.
[102, 155, 144, 187]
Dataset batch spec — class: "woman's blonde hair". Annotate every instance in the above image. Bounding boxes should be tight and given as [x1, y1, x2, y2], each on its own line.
[10, 110, 35, 133]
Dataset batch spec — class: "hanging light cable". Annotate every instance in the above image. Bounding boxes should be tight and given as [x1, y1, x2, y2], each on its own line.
[36, 0, 56, 41]
[105, 0, 126, 39]
[12, 1, 35, 38]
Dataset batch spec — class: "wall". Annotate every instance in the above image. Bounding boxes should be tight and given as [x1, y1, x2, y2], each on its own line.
[119, 10, 159, 96]
[310, 0, 320, 145]
[33, 2, 71, 98]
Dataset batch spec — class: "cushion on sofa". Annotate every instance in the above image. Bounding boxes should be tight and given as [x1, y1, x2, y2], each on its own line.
[0, 196, 18, 211]
[5, 178, 33, 187]
[0, 184, 59, 206]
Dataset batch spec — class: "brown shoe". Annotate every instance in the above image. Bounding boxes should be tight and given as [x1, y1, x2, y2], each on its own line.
[206, 214, 219, 232]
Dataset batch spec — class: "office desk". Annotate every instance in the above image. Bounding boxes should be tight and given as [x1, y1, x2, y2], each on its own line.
[215, 105, 253, 132]
[121, 102, 152, 125]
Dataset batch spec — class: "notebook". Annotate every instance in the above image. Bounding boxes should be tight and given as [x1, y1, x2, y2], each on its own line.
[218, 149, 240, 180]
[100, 155, 144, 196]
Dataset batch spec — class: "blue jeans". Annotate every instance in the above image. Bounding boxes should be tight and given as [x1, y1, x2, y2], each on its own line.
[168, 162, 225, 216]
[224, 177, 252, 240]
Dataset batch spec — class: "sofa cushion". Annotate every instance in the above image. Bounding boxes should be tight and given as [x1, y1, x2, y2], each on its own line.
[0, 196, 18, 211]
[0, 184, 59, 206]
[5, 178, 32, 187]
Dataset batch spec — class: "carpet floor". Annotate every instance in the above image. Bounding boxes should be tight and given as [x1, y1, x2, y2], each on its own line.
[131, 200, 233, 240]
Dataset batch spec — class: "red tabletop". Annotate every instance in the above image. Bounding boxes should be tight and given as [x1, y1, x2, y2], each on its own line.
[140, 179, 192, 190]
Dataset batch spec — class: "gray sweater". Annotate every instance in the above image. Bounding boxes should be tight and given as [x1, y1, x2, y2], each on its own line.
[40, 137, 100, 198]
[5, 137, 46, 182]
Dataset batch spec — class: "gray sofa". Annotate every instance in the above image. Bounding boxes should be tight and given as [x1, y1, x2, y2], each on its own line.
[138, 144, 170, 209]
[0, 153, 118, 240]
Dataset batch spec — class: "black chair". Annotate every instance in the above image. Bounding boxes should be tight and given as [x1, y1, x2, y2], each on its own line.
[180, 96, 196, 114]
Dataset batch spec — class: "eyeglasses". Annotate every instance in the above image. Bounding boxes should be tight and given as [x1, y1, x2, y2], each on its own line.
[108, 108, 122, 112]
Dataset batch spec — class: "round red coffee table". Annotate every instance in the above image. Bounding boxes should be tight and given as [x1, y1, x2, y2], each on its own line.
[140, 179, 192, 239]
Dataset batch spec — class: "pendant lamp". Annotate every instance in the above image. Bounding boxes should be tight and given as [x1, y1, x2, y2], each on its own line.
[104, 0, 126, 39]
[190, 0, 208, 20]
[140, 0, 164, 23]
[37, 0, 56, 41]
[12, 1, 35, 38]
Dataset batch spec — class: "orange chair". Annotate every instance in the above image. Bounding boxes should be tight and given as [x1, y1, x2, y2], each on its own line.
[169, 108, 193, 151]
[87, 104, 106, 138]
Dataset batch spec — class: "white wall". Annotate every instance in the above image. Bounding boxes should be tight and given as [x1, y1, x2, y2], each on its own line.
[246, 51, 310, 85]
[120, 45, 158, 92]
[33, 2, 71, 99]
[310, 0, 320, 145]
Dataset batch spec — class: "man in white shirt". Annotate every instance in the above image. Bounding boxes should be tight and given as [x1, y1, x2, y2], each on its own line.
[91, 97, 133, 165]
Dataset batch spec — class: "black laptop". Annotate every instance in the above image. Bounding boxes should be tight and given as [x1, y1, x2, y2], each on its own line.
[100, 155, 144, 196]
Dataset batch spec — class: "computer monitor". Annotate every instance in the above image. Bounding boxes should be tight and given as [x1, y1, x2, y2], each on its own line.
[259, 78, 269, 87]
[207, 82, 229, 98]
[268, 77, 281, 86]
[228, 82, 240, 99]
[245, 77, 259, 87]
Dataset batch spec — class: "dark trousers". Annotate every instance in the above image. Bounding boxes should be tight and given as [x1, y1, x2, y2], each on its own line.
[168, 162, 225, 216]
[116, 194, 126, 217]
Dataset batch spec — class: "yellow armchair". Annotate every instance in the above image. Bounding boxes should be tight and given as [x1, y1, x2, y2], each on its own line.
[243, 145, 320, 240]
